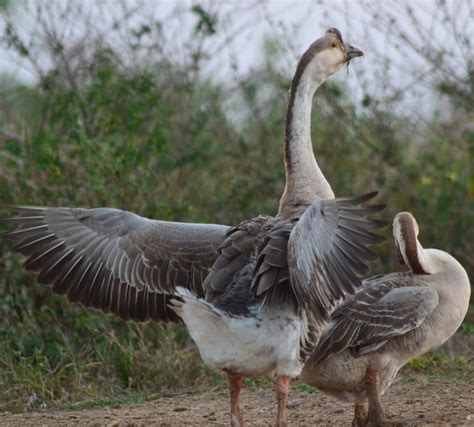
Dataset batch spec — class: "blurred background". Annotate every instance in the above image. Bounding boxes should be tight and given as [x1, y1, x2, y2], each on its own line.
[0, 0, 472, 412]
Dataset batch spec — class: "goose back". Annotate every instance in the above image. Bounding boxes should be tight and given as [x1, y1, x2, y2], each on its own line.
[307, 272, 439, 366]
[204, 192, 386, 323]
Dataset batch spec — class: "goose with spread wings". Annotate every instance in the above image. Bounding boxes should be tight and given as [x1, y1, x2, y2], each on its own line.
[301, 212, 471, 427]
[1, 192, 384, 425]
[1, 29, 380, 427]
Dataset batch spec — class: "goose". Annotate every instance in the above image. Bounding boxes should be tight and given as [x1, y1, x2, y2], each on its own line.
[0, 29, 379, 427]
[301, 212, 471, 427]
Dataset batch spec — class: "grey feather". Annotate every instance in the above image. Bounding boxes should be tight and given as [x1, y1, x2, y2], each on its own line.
[309, 273, 439, 365]
[287, 191, 387, 320]
[1, 205, 229, 322]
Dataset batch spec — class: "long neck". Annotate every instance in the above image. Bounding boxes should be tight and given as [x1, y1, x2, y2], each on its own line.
[278, 61, 334, 218]
[397, 218, 470, 310]
[401, 238, 429, 274]
[409, 245, 467, 277]
[401, 234, 458, 276]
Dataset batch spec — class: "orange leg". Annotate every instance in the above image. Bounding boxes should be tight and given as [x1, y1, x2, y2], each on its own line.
[352, 403, 368, 427]
[366, 367, 385, 425]
[227, 372, 244, 427]
[276, 375, 291, 427]
[366, 368, 415, 426]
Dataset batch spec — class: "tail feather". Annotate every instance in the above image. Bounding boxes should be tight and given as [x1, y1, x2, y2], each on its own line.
[169, 287, 222, 320]
[168, 299, 184, 316]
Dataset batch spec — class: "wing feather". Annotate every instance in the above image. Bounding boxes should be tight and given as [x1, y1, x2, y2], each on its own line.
[287, 192, 387, 320]
[308, 273, 439, 365]
[1, 205, 229, 322]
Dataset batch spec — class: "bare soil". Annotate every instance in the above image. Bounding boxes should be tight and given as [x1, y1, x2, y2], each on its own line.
[1, 378, 473, 426]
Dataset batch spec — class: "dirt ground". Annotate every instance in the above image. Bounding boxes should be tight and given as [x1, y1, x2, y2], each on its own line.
[1, 378, 473, 426]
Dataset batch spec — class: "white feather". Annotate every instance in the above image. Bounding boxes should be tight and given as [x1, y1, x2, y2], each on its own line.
[174, 288, 304, 377]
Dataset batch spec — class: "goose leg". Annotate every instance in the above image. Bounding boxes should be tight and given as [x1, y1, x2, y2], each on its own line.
[366, 368, 416, 427]
[276, 375, 291, 427]
[366, 368, 385, 426]
[352, 403, 368, 427]
[227, 372, 244, 427]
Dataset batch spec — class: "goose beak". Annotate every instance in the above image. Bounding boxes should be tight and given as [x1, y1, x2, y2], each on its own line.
[345, 44, 364, 61]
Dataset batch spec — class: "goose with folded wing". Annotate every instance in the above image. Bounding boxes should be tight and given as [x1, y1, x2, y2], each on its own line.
[301, 212, 471, 427]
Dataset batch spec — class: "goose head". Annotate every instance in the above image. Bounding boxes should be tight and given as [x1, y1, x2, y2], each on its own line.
[295, 28, 364, 83]
[393, 212, 429, 275]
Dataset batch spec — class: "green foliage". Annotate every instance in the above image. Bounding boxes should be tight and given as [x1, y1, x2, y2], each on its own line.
[0, 284, 218, 412]
[191, 5, 217, 36]
[292, 382, 318, 394]
[0, 15, 472, 412]
[0, 54, 238, 412]
[407, 351, 474, 381]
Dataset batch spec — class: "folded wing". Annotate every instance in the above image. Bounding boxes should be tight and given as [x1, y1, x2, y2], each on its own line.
[308, 273, 439, 365]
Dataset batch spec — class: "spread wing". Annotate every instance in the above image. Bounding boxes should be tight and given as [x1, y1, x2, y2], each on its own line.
[1, 205, 229, 322]
[308, 273, 439, 365]
[287, 191, 387, 320]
